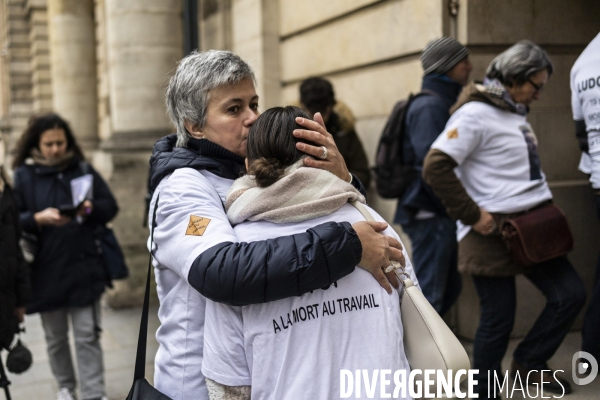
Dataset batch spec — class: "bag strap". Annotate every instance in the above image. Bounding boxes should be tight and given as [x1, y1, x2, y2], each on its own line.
[349, 201, 410, 282]
[133, 194, 160, 380]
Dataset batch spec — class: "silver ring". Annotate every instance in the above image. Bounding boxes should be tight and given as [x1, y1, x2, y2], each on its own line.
[319, 146, 328, 160]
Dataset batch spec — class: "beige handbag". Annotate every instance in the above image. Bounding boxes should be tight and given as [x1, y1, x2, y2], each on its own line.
[351, 201, 471, 394]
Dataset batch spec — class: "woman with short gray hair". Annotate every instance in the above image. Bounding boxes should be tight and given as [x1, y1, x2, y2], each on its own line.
[147, 50, 405, 400]
[422, 41, 585, 399]
[486, 40, 554, 88]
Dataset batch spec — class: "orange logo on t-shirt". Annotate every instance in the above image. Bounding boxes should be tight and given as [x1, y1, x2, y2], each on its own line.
[186, 215, 211, 236]
[447, 128, 459, 139]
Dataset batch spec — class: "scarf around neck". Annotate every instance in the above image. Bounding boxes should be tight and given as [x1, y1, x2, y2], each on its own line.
[225, 159, 365, 225]
[28, 148, 76, 170]
[451, 78, 528, 115]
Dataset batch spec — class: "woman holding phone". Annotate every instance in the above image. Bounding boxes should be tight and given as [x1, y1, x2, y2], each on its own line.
[12, 113, 118, 400]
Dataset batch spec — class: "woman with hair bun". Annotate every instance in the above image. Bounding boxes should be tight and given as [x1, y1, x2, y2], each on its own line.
[202, 106, 418, 400]
[150, 50, 406, 400]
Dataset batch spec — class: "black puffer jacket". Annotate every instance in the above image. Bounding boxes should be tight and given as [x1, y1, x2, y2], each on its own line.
[13, 158, 118, 313]
[0, 182, 30, 349]
[149, 135, 364, 305]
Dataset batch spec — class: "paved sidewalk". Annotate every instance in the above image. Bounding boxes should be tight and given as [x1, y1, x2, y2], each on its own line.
[2, 302, 159, 400]
[2, 301, 598, 399]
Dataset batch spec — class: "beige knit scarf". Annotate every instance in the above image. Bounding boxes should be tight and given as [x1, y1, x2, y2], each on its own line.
[225, 159, 365, 225]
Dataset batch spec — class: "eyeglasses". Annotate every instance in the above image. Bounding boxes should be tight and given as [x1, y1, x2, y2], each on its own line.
[528, 78, 545, 93]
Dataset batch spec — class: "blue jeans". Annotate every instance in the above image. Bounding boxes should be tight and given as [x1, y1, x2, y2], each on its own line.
[402, 216, 461, 316]
[582, 194, 600, 360]
[472, 257, 586, 399]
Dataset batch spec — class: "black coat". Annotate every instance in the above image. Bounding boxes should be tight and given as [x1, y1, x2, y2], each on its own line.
[13, 158, 118, 314]
[0, 182, 30, 349]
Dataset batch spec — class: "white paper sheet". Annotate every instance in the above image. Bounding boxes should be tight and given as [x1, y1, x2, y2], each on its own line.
[71, 174, 93, 205]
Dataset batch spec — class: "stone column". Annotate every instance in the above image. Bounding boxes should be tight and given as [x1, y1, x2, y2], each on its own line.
[103, 0, 182, 146]
[47, 0, 97, 148]
[231, 0, 280, 109]
[98, 0, 182, 307]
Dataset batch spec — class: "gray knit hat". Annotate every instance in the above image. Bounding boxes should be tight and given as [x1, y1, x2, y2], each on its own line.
[421, 37, 469, 75]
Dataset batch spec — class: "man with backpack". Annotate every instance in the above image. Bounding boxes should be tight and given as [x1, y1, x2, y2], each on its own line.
[392, 37, 472, 315]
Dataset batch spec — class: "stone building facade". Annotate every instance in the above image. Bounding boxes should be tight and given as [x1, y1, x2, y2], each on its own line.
[0, 0, 597, 338]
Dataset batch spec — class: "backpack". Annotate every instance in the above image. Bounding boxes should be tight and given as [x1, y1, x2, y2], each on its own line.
[372, 92, 433, 199]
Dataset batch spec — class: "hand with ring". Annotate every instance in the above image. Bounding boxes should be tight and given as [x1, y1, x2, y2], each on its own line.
[293, 112, 351, 181]
[319, 146, 328, 160]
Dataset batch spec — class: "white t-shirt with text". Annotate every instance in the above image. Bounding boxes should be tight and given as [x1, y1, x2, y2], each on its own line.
[571, 32, 600, 189]
[432, 101, 552, 240]
[202, 203, 417, 400]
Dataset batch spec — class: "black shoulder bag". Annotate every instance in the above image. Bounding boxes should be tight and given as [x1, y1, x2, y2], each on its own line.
[126, 195, 172, 400]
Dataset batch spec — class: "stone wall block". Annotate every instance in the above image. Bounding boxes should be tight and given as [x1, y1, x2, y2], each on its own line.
[9, 61, 31, 74]
[30, 39, 49, 54]
[107, 14, 183, 47]
[31, 68, 50, 82]
[110, 83, 177, 131]
[11, 88, 32, 101]
[10, 47, 30, 58]
[7, 5, 26, 18]
[10, 33, 30, 45]
[31, 81, 51, 97]
[32, 97, 52, 112]
[106, 0, 179, 14]
[9, 75, 31, 86]
[530, 110, 583, 182]
[30, 54, 49, 70]
[279, 0, 377, 36]
[280, 0, 441, 81]
[467, 0, 598, 45]
[28, 24, 48, 40]
[282, 59, 422, 120]
[231, 0, 261, 44]
[8, 19, 28, 31]
[9, 102, 32, 114]
[29, 9, 48, 23]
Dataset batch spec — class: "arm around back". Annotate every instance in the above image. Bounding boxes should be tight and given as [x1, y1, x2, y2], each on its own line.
[151, 168, 362, 306]
[189, 221, 361, 306]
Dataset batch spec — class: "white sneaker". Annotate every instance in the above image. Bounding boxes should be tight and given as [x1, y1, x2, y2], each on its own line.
[56, 388, 76, 400]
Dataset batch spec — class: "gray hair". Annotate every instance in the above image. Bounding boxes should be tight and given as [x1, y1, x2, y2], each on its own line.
[486, 40, 553, 86]
[165, 50, 256, 147]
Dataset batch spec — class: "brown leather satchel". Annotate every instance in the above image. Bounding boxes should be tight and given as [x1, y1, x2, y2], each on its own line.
[501, 203, 574, 266]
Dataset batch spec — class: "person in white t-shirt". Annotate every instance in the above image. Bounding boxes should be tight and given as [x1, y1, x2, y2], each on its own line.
[423, 41, 586, 399]
[570, 32, 600, 364]
[202, 106, 418, 400]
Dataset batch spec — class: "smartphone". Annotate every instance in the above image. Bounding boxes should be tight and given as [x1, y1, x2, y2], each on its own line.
[58, 204, 78, 217]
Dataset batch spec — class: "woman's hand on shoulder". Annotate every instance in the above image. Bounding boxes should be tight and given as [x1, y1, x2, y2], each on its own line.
[352, 221, 403, 294]
[293, 112, 351, 182]
[34, 207, 71, 227]
[472, 208, 496, 235]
